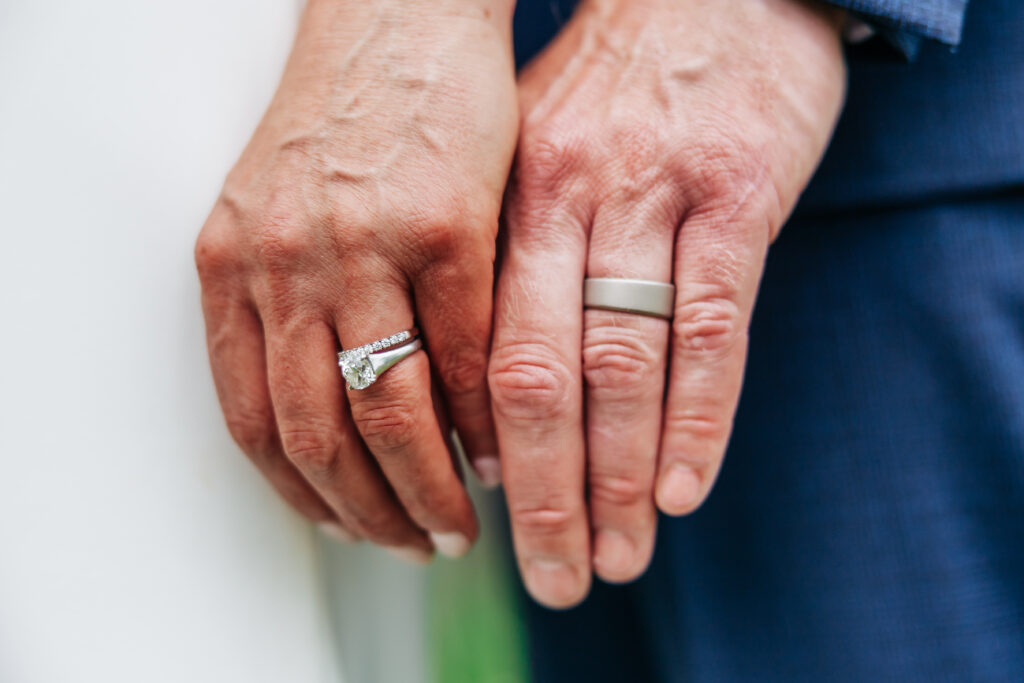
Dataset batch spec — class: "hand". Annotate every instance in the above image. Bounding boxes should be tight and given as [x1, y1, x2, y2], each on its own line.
[195, 0, 517, 560]
[489, 0, 846, 605]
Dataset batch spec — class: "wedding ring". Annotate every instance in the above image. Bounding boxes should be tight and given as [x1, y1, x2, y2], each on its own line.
[583, 278, 675, 319]
[337, 328, 422, 390]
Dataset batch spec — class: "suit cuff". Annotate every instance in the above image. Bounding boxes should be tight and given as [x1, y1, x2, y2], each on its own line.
[825, 0, 969, 58]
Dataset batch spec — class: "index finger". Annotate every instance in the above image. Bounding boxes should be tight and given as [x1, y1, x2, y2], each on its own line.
[488, 199, 591, 609]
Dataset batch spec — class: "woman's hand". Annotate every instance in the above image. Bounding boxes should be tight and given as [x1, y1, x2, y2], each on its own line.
[195, 0, 517, 560]
[489, 0, 846, 605]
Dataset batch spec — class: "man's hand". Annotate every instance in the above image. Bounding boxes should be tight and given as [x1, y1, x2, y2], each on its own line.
[489, 0, 846, 606]
[195, 0, 517, 560]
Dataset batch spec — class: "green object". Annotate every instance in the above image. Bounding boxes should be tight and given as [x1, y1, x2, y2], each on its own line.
[427, 491, 529, 683]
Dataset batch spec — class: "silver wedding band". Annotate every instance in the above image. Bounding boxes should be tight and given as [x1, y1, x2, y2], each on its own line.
[583, 278, 675, 319]
[337, 328, 422, 390]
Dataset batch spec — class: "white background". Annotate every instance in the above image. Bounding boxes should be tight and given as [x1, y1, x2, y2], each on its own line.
[0, 2, 428, 680]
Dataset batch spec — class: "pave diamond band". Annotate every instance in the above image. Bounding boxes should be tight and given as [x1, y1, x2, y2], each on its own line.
[340, 328, 418, 359]
[337, 328, 421, 390]
[583, 278, 675, 319]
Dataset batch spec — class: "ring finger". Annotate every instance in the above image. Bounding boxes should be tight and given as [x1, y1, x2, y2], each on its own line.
[260, 306, 432, 558]
[333, 274, 479, 558]
[583, 197, 675, 582]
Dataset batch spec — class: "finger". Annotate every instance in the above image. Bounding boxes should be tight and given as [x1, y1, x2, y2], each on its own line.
[262, 311, 432, 558]
[583, 196, 675, 583]
[335, 276, 478, 558]
[199, 288, 339, 526]
[488, 197, 591, 609]
[656, 202, 770, 515]
[413, 238, 501, 489]
[317, 522, 362, 545]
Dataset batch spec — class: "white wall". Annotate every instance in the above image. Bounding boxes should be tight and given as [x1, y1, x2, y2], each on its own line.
[0, 2, 427, 680]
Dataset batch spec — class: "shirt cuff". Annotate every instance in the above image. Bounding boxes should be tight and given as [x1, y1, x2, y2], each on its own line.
[826, 0, 969, 58]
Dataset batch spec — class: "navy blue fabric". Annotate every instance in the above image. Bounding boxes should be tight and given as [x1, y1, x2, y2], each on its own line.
[525, 194, 1024, 683]
[513, 0, 970, 65]
[511, 0, 578, 71]
[513, 0, 1024, 680]
[835, 0, 967, 43]
[833, 0, 968, 56]
[799, 0, 1024, 214]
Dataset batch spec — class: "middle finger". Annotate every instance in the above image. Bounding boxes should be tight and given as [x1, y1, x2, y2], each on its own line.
[583, 197, 675, 583]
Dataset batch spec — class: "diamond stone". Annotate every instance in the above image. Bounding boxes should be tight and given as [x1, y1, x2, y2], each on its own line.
[339, 352, 376, 390]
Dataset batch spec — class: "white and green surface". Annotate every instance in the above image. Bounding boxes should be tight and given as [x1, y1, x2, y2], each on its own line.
[321, 488, 529, 683]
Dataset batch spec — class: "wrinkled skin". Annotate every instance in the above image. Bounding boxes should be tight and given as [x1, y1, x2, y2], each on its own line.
[196, 0, 846, 603]
[488, 0, 846, 606]
[195, 0, 518, 561]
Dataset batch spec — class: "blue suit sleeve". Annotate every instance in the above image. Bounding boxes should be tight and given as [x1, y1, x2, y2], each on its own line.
[826, 0, 969, 57]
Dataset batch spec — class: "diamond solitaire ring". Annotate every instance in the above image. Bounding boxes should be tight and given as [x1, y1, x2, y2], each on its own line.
[337, 328, 422, 390]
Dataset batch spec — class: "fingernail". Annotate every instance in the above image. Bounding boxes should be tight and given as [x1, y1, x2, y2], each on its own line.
[593, 529, 636, 580]
[472, 456, 502, 489]
[657, 464, 702, 514]
[318, 523, 359, 544]
[524, 559, 585, 609]
[429, 531, 472, 558]
[386, 546, 434, 566]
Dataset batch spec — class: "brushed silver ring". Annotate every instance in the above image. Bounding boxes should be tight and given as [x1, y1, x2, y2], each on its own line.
[583, 278, 675, 319]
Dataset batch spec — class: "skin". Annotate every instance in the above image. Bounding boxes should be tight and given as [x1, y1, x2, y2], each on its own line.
[489, 0, 847, 607]
[195, 0, 518, 560]
[197, 0, 846, 604]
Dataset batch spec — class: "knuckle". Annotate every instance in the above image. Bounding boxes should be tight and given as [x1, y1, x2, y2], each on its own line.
[511, 505, 577, 539]
[516, 126, 586, 194]
[672, 297, 744, 357]
[406, 218, 463, 261]
[696, 155, 753, 202]
[401, 201, 493, 264]
[688, 130, 761, 194]
[589, 472, 650, 508]
[663, 409, 732, 451]
[604, 119, 667, 181]
[195, 198, 245, 281]
[223, 407, 275, 456]
[322, 200, 381, 258]
[437, 346, 489, 397]
[194, 226, 236, 282]
[254, 222, 312, 272]
[488, 343, 575, 421]
[582, 325, 662, 402]
[349, 399, 419, 452]
[505, 128, 591, 247]
[279, 427, 339, 478]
